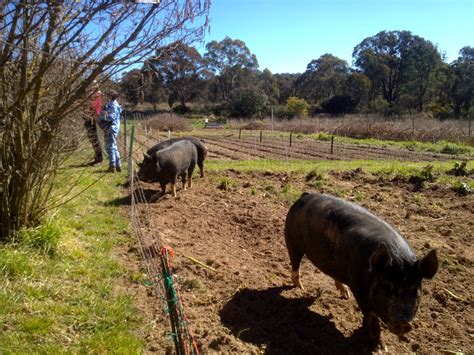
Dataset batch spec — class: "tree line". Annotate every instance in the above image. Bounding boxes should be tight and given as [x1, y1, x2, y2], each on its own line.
[120, 31, 473, 119]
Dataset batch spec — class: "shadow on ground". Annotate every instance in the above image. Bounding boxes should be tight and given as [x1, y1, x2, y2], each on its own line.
[220, 286, 376, 355]
[106, 188, 161, 206]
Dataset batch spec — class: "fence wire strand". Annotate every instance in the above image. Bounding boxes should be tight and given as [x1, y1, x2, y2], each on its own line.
[123, 122, 199, 355]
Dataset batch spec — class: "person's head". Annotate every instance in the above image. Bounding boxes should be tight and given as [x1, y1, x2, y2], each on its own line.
[109, 91, 119, 101]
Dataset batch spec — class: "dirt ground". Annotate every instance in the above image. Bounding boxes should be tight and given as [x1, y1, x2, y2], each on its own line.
[120, 167, 473, 354]
[133, 129, 467, 162]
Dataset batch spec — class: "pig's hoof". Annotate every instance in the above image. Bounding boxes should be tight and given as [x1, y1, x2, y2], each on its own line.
[374, 341, 388, 353]
[291, 271, 304, 289]
[335, 281, 351, 299]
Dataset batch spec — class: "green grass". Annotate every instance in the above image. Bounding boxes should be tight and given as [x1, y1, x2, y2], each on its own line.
[309, 135, 473, 156]
[188, 117, 206, 129]
[206, 159, 474, 188]
[0, 149, 145, 353]
[251, 129, 474, 157]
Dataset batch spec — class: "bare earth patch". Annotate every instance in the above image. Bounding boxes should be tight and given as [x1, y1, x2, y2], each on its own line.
[122, 169, 473, 354]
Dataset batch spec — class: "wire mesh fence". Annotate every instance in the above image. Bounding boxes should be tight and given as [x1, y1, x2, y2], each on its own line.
[121, 121, 199, 355]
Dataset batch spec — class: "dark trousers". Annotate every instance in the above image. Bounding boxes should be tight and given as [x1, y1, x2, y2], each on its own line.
[84, 119, 103, 162]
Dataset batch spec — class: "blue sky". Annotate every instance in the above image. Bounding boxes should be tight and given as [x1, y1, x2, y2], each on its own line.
[197, 0, 474, 74]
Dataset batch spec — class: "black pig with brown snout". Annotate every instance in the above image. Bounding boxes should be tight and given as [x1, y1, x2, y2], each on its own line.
[285, 192, 438, 344]
[145, 137, 208, 178]
[137, 140, 197, 197]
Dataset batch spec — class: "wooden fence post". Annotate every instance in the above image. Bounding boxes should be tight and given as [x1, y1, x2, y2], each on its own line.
[289, 132, 293, 147]
[330, 136, 334, 154]
[239, 128, 242, 139]
[260, 130, 262, 143]
[469, 116, 472, 139]
[123, 111, 127, 161]
[127, 126, 135, 177]
[271, 107, 274, 131]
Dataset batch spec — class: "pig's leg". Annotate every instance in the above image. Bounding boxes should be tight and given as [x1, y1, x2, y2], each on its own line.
[198, 161, 204, 178]
[171, 176, 177, 197]
[181, 173, 187, 190]
[334, 280, 350, 299]
[287, 245, 304, 289]
[362, 312, 382, 345]
[187, 166, 194, 188]
[160, 183, 166, 195]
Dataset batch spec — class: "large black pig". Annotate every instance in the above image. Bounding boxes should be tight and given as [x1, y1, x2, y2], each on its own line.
[285, 192, 438, 344]
[137, 140, 197, 197]
[145, 137, 207, 178]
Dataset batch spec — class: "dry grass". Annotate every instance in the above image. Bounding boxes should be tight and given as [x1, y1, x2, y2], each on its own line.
[227, 115, 472, 143]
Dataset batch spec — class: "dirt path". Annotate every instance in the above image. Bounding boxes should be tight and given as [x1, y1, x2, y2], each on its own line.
[124, 169, 473, 354]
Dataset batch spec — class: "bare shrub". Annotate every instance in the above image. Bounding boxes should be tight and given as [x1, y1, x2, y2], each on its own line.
[0, 2, 210, 242]
[145, 114, 193, 132]
[227, 115, 471, 143]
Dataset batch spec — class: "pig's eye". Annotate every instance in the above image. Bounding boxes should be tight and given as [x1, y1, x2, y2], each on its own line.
[381, 281, 395, 294]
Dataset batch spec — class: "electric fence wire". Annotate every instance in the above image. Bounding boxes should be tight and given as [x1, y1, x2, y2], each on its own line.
[123, 124, 199, 354]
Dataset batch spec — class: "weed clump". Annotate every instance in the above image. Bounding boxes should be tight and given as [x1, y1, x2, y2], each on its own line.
[218, 177, 233, 191]
[409, 165, 436, 189]
[451, 182, 471, 196]
[305, 169, 324, 182]
[440, 143, 469, 155]
[447, 161, 470, 176]
[0, 248, 34, 278]
[17, 221, 61, 257]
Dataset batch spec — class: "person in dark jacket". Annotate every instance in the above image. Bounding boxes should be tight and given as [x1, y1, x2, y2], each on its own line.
[85, 89, 104, 165]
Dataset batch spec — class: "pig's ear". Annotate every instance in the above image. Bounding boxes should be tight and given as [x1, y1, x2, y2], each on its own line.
[417, 249, 438, 279]
[369, 243, 393, 272]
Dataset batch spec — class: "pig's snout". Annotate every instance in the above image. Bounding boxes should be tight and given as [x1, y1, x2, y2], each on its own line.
[388, 321, 412, 335]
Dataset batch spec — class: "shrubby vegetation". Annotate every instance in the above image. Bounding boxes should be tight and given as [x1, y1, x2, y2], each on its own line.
[0, 2, 210, 241]
[121, 31, 473, 120]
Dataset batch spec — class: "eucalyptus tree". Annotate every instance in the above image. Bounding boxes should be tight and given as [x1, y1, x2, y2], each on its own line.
[120, 69, 144, 106]
[450, 46, 474, 117]
[343, 72, 371, 111]
[274, 73, 299, 105]
[353, 30, 443, 112]
[204, 37, 259, 101]
[259, 68, 280, 105]
[0, 0, 210, 241]
[295, 53, 350, 103]
[145, 42, 209, 109]
[402, 36, 443, 112]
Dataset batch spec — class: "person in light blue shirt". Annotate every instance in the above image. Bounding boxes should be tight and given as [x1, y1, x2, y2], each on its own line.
[99, 92, 122, 172]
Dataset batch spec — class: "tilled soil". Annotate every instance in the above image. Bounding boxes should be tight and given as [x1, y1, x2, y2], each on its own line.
[198, 134, 458, 162]
[122, 168, 473, 354]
